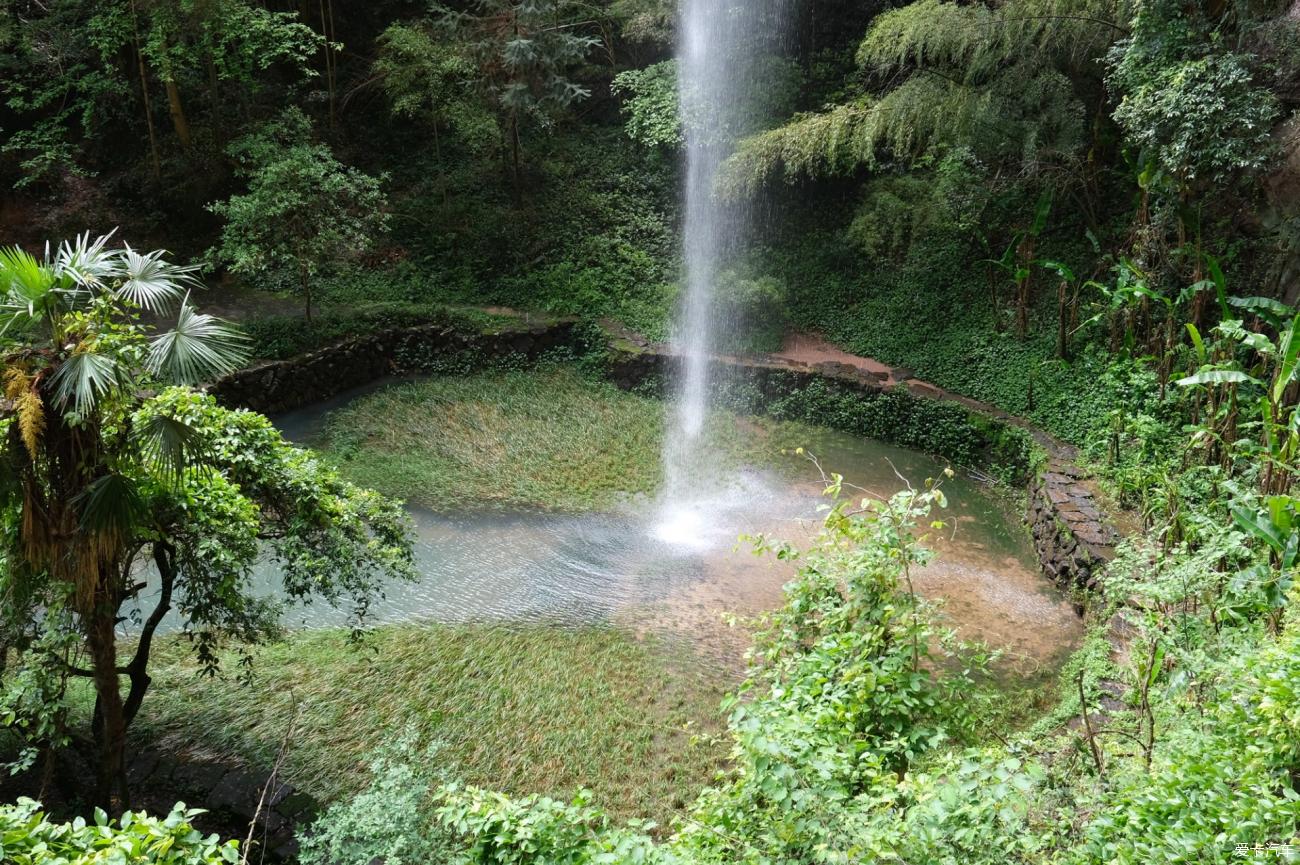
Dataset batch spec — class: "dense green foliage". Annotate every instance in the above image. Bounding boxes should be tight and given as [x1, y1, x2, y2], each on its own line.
[0, 799, 239, 864]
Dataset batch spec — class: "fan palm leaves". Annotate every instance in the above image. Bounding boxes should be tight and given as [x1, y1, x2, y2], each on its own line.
[0, 230, 247, 416]
[148, 297, 249, 385]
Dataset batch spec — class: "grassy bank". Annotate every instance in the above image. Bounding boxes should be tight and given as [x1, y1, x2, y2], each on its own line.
[128, 624, 732, 826]
[316, 364, 810, 512]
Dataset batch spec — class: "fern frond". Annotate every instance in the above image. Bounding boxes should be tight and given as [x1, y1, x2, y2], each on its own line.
[716, 102, 878, 198]
[858, 0, 998, 81]
[859, 0, 1129, 80]
[148, 296, 250, 385]
[717, 55, 1084, 197]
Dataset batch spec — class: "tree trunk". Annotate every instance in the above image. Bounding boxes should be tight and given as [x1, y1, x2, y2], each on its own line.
[129, 0, 161, 181]
[1016, 276, 1029, 339]
[987, 264, 1000, 331]
[319, 0, 336, 129]
[1015, 235, 1035, 339]
[86, 598, 128, 813]
[122, 544, 176, 727]
[433, 122, 450, 208]
[301, 264, 313, 322]
[164, 76, 192, 149]
[1057, 278, 1070, 360]
[509, 112, 522, 201]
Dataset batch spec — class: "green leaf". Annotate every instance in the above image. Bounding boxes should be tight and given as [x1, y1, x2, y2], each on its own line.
[1271, 311, 1300, 406]
[1204, 253, 1229, 320]
[1228, 295, 1293, 320]
[134, 412, 209, 482]
[50, 351, 122, 413]
[1175, 368, 1260, 388]
[113, 246, 199, 313]
[1036, 259, 1074, 282]
[148, 297, 250, 384]
[1231, 504, 1286, 554]
[74, 473, 144, 538]
[1185, 323, 1206, 365]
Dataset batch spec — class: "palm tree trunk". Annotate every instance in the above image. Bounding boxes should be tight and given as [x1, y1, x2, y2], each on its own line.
[86, 598, 128, 813]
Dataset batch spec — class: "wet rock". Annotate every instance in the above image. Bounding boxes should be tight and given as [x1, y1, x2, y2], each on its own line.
[1074, 522, 1117, 546]
[1048, 461, 1086, 479]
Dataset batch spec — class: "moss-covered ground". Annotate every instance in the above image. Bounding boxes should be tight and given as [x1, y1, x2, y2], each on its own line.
[315, 364, 812, 512]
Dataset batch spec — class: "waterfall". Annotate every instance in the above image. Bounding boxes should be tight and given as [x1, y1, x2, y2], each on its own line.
[655, 0, 790, 550]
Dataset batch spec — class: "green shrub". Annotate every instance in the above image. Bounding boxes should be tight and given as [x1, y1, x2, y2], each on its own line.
[300, 739, 456, 865]
[711, 269, 788, 353]
[0, 799, 239, 864]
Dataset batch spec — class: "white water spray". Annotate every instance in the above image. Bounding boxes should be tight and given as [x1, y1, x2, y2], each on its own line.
[655, 0, 790, 549]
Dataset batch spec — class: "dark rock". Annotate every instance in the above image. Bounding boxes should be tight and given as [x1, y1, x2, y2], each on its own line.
[127, 748, 162, 785]
[264, 779, 294, 808]
[1047, 461, 1085, 479]
[279, 790, 319, 822]
[210, 769, 267, 816]
[172, 760, 227, 796]
[1097, 678, 1127, 699]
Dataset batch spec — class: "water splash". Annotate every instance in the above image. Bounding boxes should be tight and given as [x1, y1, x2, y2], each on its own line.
[657, 0, 791, 548]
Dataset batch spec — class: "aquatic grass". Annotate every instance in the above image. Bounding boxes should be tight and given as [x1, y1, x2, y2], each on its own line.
[127, 624, 733, 825]
[317, 365, 811, 511]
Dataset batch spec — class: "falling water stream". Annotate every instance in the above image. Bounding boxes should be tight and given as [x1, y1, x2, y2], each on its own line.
[656, 0, 791, 547]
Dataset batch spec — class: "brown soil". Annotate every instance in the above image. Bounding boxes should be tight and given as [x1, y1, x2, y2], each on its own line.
[771, 332, 903, 384]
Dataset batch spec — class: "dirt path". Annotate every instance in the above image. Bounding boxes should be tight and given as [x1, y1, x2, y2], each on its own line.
[772, 332, 903, 384]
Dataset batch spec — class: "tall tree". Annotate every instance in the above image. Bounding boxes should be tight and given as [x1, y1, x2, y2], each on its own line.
[373, 21, 499, 202]
[0, 231, 414, 810]
[1, 0, 321, 189]
[433, 0, 600, 192]
[207, 109, 389, 320]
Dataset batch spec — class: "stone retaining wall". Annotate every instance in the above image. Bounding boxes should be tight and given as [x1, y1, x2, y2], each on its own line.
[1030, 461, 1120, 597]
[210, 318, 582, 415]
[127, 747, 316, 862]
